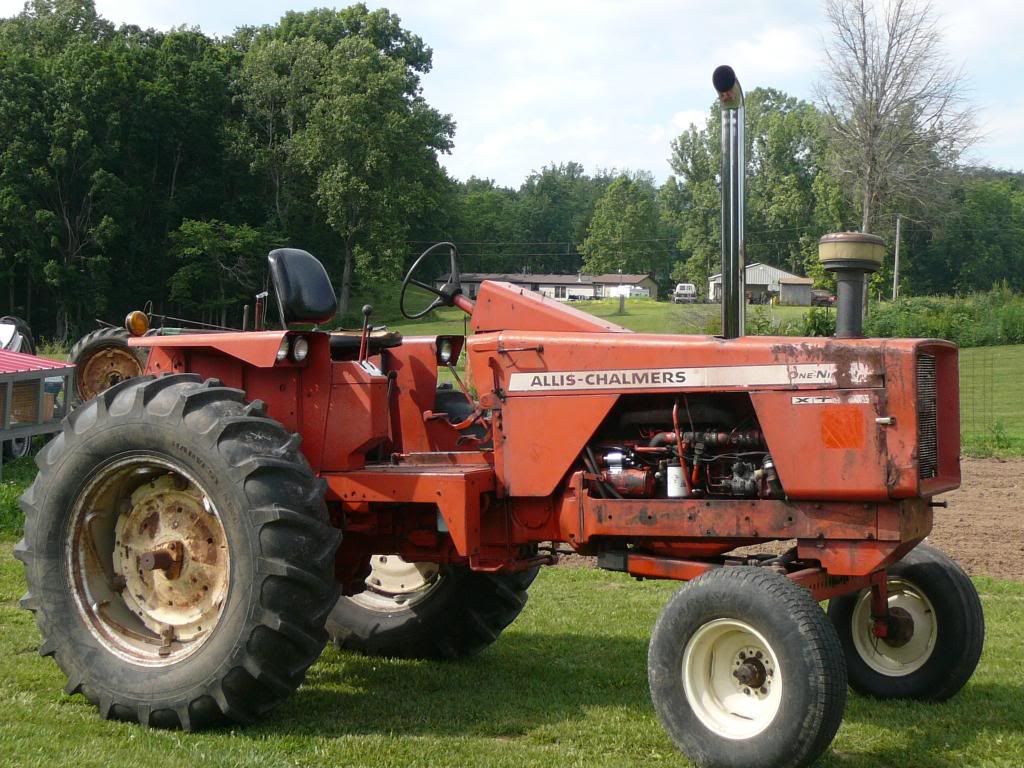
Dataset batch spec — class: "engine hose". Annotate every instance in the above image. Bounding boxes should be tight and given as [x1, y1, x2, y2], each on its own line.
[649, 429, 764, 449]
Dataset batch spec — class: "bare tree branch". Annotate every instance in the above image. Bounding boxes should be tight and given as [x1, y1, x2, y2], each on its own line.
[814, 0, 976, 231]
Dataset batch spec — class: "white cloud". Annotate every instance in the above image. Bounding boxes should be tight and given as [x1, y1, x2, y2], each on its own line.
[714, 25, 824, 80]
[1, 0, 1021, 182]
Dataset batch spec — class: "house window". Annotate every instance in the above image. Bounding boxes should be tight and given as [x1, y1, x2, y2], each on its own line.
[554, 285, 567, 298]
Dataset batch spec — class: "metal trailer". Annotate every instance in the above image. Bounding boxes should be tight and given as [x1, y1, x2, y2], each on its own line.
[0, 349, 74, 478]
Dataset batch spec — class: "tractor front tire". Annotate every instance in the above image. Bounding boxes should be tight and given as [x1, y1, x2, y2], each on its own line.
[827, 542, 983, 701]
[648, 567, 847, 768]
[15, 374, 339, 729]
[327, 558, 538, 659]
[70, 327, 148, 407]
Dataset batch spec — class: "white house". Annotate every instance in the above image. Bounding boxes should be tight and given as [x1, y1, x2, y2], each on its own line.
[436, 272, 659, 301]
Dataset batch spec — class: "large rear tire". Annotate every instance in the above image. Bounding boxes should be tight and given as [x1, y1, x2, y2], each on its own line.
[15, 374, 339, 729]
[827, 542, 983, 701]
[648, 567, 847, 768]
[327, 558, 538, 660]
[69, 327, 148, 407]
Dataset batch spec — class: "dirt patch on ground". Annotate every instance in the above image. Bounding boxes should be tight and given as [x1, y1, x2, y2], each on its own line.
[930, 457, 1024, 581]
[554, 458, 1024, 580]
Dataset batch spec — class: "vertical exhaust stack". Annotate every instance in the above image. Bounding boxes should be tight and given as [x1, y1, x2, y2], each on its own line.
[713, 65, 745, 339]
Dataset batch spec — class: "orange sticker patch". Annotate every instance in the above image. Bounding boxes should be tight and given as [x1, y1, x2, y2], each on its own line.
[820, 406, 865, 449]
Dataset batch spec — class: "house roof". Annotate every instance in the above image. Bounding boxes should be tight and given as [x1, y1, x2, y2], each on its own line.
[709, 263, 811, 287]
[440, 272, 653, 286]
[590, 274, 653, 284]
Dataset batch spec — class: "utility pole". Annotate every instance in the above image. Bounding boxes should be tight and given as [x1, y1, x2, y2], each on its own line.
[892, 213, 901, 301]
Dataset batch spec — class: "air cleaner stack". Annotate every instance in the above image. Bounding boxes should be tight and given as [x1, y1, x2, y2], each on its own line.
[818, 232, 885, 338]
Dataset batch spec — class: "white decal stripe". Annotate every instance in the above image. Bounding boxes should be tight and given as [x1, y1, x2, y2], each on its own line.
[507, 363, 840, 392]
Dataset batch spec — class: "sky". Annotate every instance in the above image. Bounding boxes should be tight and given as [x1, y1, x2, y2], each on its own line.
[2, 0, 1022, 187]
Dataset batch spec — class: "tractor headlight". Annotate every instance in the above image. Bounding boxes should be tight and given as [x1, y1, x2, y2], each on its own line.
[438, 338, 454, 364]
[291, 336, 309, 362]
[125, 310, 150, 337]
[276, 337, 290, 362]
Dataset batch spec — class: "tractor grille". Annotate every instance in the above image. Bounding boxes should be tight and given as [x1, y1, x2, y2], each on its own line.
[917, 354, 938, 479]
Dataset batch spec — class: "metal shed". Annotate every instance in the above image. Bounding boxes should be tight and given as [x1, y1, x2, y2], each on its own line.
[709, 263, 813, 304]
[779, 276, 814, 305]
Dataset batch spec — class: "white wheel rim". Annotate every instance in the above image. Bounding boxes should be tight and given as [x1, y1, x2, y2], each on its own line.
[66, 455, 230, 666]
[348, 555, 442, 612]
[682, 618, 783, 740]
[850, 578, 937, 676]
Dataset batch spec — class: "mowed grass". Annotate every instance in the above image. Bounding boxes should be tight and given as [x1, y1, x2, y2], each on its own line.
[0, 538, 1022, 768]
[384, 297, 811, 337]
[959, 345, 1024, 453]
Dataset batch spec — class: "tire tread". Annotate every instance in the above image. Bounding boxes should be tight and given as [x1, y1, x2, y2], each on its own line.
[18, 374, 338, 730]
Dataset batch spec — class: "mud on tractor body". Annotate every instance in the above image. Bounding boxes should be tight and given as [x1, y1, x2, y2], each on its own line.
[16, 67, 982, 768]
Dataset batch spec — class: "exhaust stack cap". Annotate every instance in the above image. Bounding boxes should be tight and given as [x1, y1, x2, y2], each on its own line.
[713, 65, 743, 109]
[818, 232, 885, 339]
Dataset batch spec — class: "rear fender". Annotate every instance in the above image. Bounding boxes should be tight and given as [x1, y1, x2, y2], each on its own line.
[131, 331, 292, 369]
[132, 331, 337, 470]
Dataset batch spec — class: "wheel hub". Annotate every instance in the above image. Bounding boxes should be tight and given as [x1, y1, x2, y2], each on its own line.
[348, 554, 442, 612]
[881, 606, 915, 648]
[850, 578, 937, 676]
[78, 346, 143, 400]
[107, 474, 229, 650]
[732, 646, 774, 698]
[682, 619, 783, 739]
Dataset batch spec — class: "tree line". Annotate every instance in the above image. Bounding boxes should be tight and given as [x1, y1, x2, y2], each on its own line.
[1, 0, 1022, 340]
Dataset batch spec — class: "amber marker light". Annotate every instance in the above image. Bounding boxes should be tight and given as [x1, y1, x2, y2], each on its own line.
[125, 310, 150, 337]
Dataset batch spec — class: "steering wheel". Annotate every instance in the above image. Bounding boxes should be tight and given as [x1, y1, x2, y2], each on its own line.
[400, 242, 463, 320]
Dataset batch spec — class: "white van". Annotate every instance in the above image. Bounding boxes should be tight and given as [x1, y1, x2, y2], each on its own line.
[672, 283, 698, 303]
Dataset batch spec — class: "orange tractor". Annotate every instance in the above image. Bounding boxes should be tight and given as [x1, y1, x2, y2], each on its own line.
[16, 67, 981, 768]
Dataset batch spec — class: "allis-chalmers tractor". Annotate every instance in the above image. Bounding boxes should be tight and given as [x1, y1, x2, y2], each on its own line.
[16, 67, 982, 768]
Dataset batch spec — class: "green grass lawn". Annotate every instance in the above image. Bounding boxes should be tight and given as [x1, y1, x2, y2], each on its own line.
[0, 537, 1021, 768]
[958, 345, 1024, 454]
[383, 298, 811, 337]
[2, 300, 1022, 764]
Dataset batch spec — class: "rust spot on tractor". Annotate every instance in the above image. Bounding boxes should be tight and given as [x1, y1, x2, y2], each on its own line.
[770, 340, 884, 389]
[632, 506, 657, 526]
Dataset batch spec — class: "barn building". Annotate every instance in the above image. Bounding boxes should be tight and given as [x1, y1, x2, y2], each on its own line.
[708, 263, 814, 305]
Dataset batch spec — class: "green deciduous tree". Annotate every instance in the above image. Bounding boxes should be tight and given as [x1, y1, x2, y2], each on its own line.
[294, 34, 453, 317]
[581, 173, 663, 276]
[169, 219, 270, 326]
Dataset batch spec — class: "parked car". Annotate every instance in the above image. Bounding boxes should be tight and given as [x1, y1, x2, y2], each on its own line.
[811, 289, 836, 307]
[671, 283, 698, 303]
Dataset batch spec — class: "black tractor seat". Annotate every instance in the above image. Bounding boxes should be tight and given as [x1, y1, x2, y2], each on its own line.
[329, 329, 403, 360]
